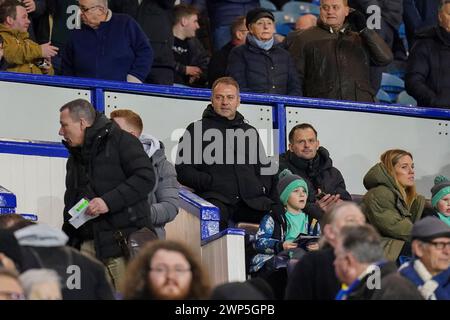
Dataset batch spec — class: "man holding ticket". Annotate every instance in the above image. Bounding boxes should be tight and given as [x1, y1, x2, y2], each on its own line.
[59, 98, 155, 288]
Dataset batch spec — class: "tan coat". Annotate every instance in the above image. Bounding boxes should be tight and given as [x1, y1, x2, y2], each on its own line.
[0, 25, 54, 75]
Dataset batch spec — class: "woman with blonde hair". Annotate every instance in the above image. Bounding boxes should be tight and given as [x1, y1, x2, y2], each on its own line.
[362, 149, 426, 262]
[120, 240, 210, 300]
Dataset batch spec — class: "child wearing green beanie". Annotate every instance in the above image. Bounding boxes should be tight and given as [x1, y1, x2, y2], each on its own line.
[250, 169, 320, 276]
[431, 175, 450, 226]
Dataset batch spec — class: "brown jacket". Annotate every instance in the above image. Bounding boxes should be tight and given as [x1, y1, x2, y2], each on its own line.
[288, 21, 392, 102]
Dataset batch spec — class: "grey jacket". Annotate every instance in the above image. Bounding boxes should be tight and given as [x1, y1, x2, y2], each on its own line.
[140, 133, 179, 239]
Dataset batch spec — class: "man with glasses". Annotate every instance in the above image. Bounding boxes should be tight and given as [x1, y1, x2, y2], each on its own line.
[399, 217, 450, 300]
[0, 269, 25, 300]
[62, 0, 153, 83]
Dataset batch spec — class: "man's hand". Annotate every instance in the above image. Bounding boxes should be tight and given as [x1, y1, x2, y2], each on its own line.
[306, 242, 320, 251]
[0, 253, 18, 273]
[283, 241, 298, 250]
[86, 197, 109, 216]
[40, 42, 59, 59]
[22, 0, 36, 13]
[315, 191, 341, 214]
[185, 66, 202, 77]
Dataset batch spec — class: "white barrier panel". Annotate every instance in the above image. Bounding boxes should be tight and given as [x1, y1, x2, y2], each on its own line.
[0, 81, 90, 141]
[286, 107, 450, 195]
[0, 153, 65, 228]
[104, 92, 275, 159]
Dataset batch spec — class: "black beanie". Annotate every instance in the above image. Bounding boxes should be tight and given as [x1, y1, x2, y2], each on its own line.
[246, 8, 275, 29]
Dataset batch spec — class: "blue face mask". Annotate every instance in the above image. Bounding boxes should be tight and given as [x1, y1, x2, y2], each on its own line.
[247, 34, 274, 51]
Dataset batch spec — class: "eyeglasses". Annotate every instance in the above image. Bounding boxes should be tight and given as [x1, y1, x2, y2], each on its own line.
[426, 241, 450, 250]
[78, 4, 102, 13]
[0, 291, 26, 300]
[149, 266, 191, 277]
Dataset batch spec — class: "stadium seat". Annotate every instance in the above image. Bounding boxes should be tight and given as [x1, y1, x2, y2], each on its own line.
[396, 91, 417, 106]
[260, 0, 278, 11]
[282, 1, 320, 16]
[381, 73, 405, 101]
[273, 10, 298, 24]
[376, 89, 393, 103]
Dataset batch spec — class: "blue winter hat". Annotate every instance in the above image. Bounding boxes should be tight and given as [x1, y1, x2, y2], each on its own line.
[278, 169, 308, 205]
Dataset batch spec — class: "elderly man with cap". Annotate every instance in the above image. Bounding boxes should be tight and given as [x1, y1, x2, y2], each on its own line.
[399, 217, 450, 300]
[227, 7, 302, 96]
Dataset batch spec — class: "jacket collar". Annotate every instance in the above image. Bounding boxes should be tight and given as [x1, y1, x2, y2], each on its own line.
[202, 104, 246, 127]
[317, 19, 349, 34]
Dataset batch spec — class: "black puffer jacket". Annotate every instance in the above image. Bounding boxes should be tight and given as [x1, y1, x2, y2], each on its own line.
[288, 21, 393, 102]
[176, 105, 278, 212]
[279, 147, 352, 220]
[227, 38, 302, 96]
[63, 113, 156, 259]
[405, 26, 450, 108]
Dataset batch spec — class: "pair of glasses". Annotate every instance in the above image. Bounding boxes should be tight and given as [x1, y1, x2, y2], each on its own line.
[426, 241, 450, 250]
[149, 266, 191, 277]
[0, 291, 26, 300]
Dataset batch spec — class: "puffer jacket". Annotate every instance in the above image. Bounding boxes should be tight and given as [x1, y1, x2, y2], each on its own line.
[405, 26, 450, 108]
[0, 25, 54, 75]
[63, 113, 156, 260]
[140, 134, 179, 239]
[227, 38, 302, 96]
[361, 163, 425, 261]
[288, 20, 392, 102]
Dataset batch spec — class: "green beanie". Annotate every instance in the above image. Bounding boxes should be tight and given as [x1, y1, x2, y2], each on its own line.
[278, 169, 308, 205]
[431, 175, 450, 209]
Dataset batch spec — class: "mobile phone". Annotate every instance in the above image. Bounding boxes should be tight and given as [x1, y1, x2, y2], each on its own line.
[315, 191, 326, 200]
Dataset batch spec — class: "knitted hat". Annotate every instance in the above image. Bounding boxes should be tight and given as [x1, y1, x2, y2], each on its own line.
[245, 8, 275, 29]
[431, 175, 450, 209]
[411, 216, 450, 241]
[278, 169, 308, 205]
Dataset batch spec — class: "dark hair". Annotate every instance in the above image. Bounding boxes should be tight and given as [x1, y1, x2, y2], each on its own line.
[120, 240, 211, 300]
[59, 99, 96, 125]
[0, 0, 22, 24]
[231, 16, 246, 38]
[439, 0, 450, 9]
[173, 4, 198, 25]
[288, 123, 318, 143]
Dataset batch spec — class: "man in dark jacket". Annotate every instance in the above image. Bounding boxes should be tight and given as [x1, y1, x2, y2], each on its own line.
[108, 0, 176, 85]
[172, 4, 209, 87]
[279, 123, 351, 221]
[403, 0, 440, 48]
[405, 0, 450, 108]
[208, 15, 247, 87]
[58, 99, 155, 289]
[288, 0, 393, 102]
[285, 201, 365, 300]
[334, 224, 423, 300]
[176, 77, 281, 230]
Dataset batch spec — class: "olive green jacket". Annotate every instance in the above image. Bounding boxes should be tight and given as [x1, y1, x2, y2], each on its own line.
[0, 25, 54, 75]
[361, 163, 425, 261]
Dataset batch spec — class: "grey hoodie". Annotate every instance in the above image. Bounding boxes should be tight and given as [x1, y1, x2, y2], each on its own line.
[140, 133, 179, 239]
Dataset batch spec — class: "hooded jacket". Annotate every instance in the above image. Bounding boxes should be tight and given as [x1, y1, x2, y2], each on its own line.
[362, 163, 425, 261]
[139, 134, 179, 239]
[279, 147, 352, 221]
[0, 25, 54, 75]
[405, 26, 450, 108]
[176, 105, 278, 213]
[62, 113, 156, 259]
